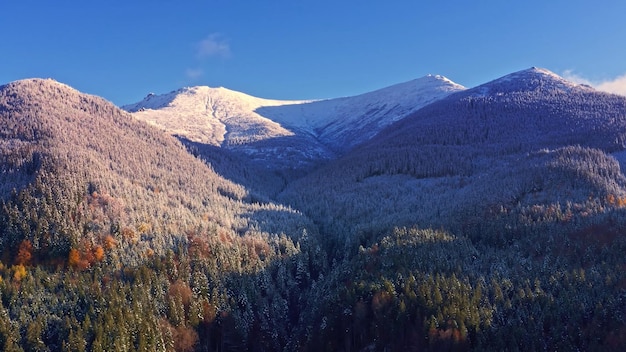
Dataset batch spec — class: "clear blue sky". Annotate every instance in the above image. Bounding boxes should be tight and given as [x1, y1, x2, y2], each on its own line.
[1, 1, 625, 105]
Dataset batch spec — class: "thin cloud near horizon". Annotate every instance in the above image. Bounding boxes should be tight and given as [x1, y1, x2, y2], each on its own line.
[562, 70, 626, 96]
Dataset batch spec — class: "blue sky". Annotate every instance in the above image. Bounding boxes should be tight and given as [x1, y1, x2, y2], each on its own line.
[1, 1, 625, 105]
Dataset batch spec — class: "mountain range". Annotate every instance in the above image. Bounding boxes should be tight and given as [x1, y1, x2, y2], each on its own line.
[123, 74, 464, 172]
[1, 68, 626, 350]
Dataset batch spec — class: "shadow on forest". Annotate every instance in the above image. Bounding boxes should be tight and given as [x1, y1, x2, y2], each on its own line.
[176, 136, 325, 199]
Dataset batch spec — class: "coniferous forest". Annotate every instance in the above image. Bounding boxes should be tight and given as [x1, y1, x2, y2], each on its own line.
[1, 70, 626, 351]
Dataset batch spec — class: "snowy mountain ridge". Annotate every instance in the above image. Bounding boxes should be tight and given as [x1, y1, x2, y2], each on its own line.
[123, 75, 465, 167]
[123, 86, 310, 146]
[259, 74, 465, 152]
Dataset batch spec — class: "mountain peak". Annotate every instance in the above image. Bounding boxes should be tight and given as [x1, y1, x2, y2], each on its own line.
[495, 66, 567, 83]
[526, 66, 559, 75]
[364, 74, 465, 99]
[422, 73, 463, 87]
[123, 85, 306, 113]
[3, 77, 77, 93]
[513, 66, 568, 81]
[470, 67, 595, 96]
[1, 78, 114, 110]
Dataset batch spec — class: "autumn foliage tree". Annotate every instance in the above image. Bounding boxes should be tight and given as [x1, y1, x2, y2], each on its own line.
[68, 243, 106, 270]
[15, 240, 33, 266]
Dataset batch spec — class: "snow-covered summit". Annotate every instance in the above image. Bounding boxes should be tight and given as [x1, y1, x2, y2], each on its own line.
[472, 67, 596, 97]
[122, 86, 312, 147]
[4, 78, 108, 104]
[123, 75, 465, 164]
[259, 74, 465, 151]
[6, 77, 75, 90]
[124, 86, 309, 114]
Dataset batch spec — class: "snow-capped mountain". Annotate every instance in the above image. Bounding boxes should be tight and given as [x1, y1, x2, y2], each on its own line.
[257, 74, 465, 152]
[280, 67, 626, 239]
[123, 75, 464, 169]
[469, 66, 596, 98]
[123, 86, 333, 169]
[123, 86, 307, 146]
[370, 67, 626, 152]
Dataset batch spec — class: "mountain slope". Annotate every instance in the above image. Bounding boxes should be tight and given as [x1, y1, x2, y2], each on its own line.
[258, 74, 465, 152]
[0, 78, 314, 263]
[123, 86, 306, 146]
[280, 69, 626, 350]
[371, 67, 624, 152]
[279, 68, 626, 244]
[123, 75, 464, 171]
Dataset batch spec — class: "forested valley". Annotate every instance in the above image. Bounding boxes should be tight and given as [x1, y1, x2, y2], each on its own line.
[1, 70, 626, 351]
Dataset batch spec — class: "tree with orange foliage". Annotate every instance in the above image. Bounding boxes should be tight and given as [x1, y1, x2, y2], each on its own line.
[69, 243, 107, 270]
[606, 194, 626, 208]
[15, 240, 33, 266]
[174, 325, 199, 352]
[103, 235, 117, 249]
[160, 319, 199, 352]
[607, 193, 616, 205]
[68, 249, 81, 268]
[169, 280, 193, 309]
[93, 245, 105, 262]
[68, 249, 90, 270]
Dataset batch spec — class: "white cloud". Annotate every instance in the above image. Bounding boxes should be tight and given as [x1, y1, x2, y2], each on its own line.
[185, 68, 204, 80]
[562, 70, 593, 85]
[596, 75, 626, 96]
[563, 70, 626, 96]
[195, 34, 231, 59]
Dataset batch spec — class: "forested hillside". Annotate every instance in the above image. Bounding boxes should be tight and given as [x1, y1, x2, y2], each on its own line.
[0, 79, 323, 351]
[0, 70, 625, 351]
[276, 68, 626, 349]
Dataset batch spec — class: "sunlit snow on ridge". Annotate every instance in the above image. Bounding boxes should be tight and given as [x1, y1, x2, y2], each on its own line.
[123, 75, 465, 157]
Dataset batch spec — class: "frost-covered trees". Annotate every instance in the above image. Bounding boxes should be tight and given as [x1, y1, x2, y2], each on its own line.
[1, 70, 626, 350]
[0, 78, 316, 267]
